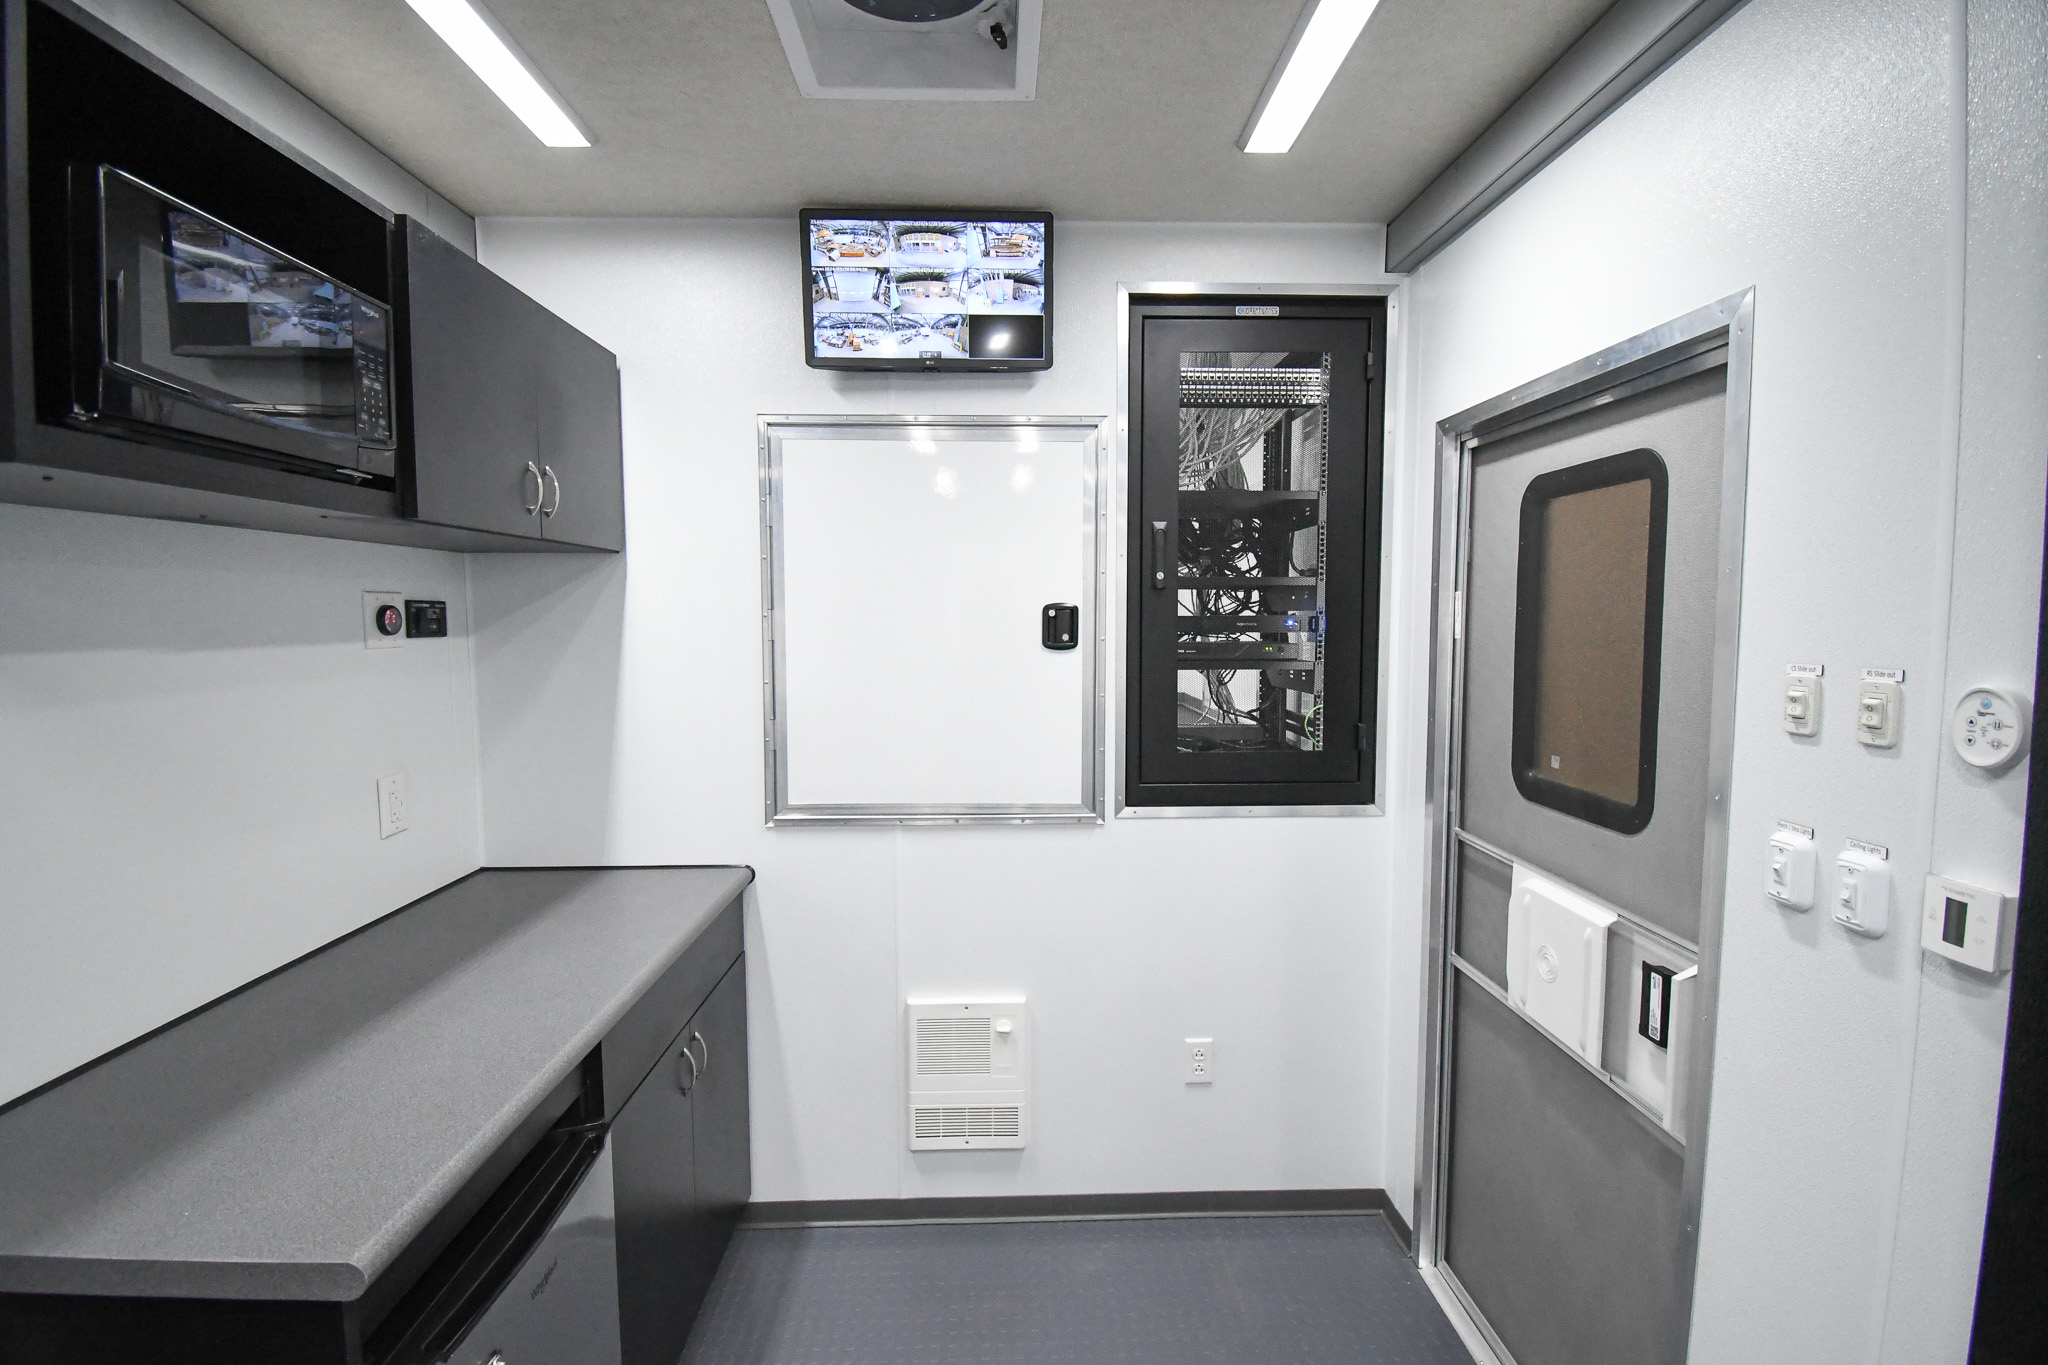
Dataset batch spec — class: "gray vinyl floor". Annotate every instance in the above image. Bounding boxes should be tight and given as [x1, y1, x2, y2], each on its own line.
[680, 1213, 1474, 1365]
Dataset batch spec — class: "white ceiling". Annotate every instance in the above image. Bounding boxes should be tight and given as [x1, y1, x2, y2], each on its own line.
[178, 0, 1616, 222]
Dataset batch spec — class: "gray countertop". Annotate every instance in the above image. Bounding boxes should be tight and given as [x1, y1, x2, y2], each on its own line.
[0, 866, 751, 1303]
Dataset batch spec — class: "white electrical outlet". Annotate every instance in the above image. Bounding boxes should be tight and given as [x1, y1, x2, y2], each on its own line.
[363, 591, 405, 649]
[377, 773, 409, 838]
[1185, 1037, 1214, 1085]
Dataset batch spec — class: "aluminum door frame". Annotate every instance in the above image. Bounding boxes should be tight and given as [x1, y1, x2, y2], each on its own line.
[1113, 281, 1400, 818]
[1412, 290, 1755, 1362]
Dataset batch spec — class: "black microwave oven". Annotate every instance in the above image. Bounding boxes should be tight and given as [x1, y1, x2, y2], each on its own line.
[65, 165, 396, 486]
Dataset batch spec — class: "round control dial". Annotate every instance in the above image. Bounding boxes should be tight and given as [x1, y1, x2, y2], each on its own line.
[375, 603, 404, 637]
[1951, 687, 2028, 770]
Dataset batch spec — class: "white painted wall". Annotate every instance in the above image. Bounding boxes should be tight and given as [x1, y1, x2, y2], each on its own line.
[0, 2, 490, 1106]
[1880, 2, 2047, 1358]
[1386, 0, 2044, 1360]
[468, 219, 1399, 1201]
[0, 508, 483, 1102]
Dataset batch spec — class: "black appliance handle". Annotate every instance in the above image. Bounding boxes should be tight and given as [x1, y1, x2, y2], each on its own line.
[1150, 521, 1171, 590]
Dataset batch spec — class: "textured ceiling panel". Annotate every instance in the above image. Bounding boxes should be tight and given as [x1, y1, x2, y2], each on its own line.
[176, 0, 1616, 221]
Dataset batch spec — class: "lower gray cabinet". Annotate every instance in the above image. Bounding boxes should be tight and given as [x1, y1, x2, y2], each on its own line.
[612, 958, 749, 1365]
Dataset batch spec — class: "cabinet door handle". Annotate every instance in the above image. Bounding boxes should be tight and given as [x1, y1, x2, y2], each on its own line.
[523, 461, 544, 516]
[541, 464, 561, 518]
[689, 1030, 709, 1077]
[678, 1045, 699, 1095]
[1149, 521, 1170, 589]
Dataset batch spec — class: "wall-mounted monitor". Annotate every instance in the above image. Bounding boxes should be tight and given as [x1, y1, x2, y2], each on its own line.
[801, 208, 1052, 372]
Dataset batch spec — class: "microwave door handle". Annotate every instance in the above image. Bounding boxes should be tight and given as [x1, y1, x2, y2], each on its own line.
[524, 461, 544, 516]
[542, 464, 561, 518]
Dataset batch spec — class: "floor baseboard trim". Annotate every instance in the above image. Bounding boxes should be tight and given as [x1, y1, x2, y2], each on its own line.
[741, 1188, 1412, 1244]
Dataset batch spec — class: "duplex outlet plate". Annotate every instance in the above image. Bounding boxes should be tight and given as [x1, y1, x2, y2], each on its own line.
[377, 773, 408, 838]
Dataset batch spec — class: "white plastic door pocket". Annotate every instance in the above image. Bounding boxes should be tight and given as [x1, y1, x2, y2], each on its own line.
[1506, 866, 1619, 1066]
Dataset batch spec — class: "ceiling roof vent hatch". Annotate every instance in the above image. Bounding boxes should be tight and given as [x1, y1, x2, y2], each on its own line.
[842, 0, 984, 21]
[767, 0, 1039, 101]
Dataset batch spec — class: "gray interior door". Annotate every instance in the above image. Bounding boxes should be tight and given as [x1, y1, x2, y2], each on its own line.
[1441, 362, 1731, 1365]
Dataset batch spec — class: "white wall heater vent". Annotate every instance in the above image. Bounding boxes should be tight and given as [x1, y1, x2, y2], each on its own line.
[906, 999, 1028, 1150]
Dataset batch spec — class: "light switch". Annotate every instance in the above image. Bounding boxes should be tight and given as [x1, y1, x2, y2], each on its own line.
[1856, 673, 1903, 748]
[1766, 828, 1817, 910]
[1783, 669, 1822, 736]
[1834, 845, 1890, 937]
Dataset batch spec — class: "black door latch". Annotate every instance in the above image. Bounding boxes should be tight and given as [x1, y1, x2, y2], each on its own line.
[1042, 604, 1079, 650]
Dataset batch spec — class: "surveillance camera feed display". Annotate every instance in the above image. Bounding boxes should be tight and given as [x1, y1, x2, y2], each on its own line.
[96, 167, 390, 448]
[807, 214, 1048, 368]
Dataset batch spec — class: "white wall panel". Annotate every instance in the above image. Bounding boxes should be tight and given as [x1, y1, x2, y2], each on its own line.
[1880, 2, 2047, 1358]
[0, 507, 482, 1102]
[470, 219, 1394, 1201]
[1390, 0, 2041, 1359]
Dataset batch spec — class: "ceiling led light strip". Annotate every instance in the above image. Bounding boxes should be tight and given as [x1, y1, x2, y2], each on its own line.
[404, 0, 591, 147]
[1239, 0, 1381, 154]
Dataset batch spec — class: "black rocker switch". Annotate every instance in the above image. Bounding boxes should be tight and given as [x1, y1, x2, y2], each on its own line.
[1042, 603, 1079, 651]
[405, 599, 448, 638]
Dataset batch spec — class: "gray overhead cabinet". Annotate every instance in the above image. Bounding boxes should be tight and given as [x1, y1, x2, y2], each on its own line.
[395, 219, 625, 552]
[0, 0, 623, 554]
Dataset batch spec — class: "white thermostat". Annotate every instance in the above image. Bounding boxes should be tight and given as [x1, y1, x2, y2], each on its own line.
[1950, 687, 2028, 770]
[1921, 876, 2012, 973]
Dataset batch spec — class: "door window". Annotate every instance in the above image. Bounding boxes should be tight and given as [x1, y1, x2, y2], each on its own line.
[1510, 448, 1668, 833]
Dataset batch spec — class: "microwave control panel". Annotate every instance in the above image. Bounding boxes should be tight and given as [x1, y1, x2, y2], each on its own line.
[354, 299, 395, 449]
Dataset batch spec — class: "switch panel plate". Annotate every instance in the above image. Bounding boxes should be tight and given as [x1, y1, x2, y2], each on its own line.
[1185, 1037, 1214, 1084]
[1783, 667, 1822, 736]
[405, 599, 449, 638]
[377, 773, 409, 838]
[1834, 844, 1890, 937]
[1921, 875, 2012, 973]
[1951, 686, 2028, 770]
[1766, 826, 1817, 910]
[1856, 671, 1903, 748]
[362, 591, 405, 649]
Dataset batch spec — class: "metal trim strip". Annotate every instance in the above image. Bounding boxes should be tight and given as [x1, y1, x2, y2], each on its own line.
[1385, 0, 1754, 272]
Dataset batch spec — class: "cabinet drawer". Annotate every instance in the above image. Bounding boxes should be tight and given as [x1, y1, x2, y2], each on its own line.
[600, 897, 742, 1118]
